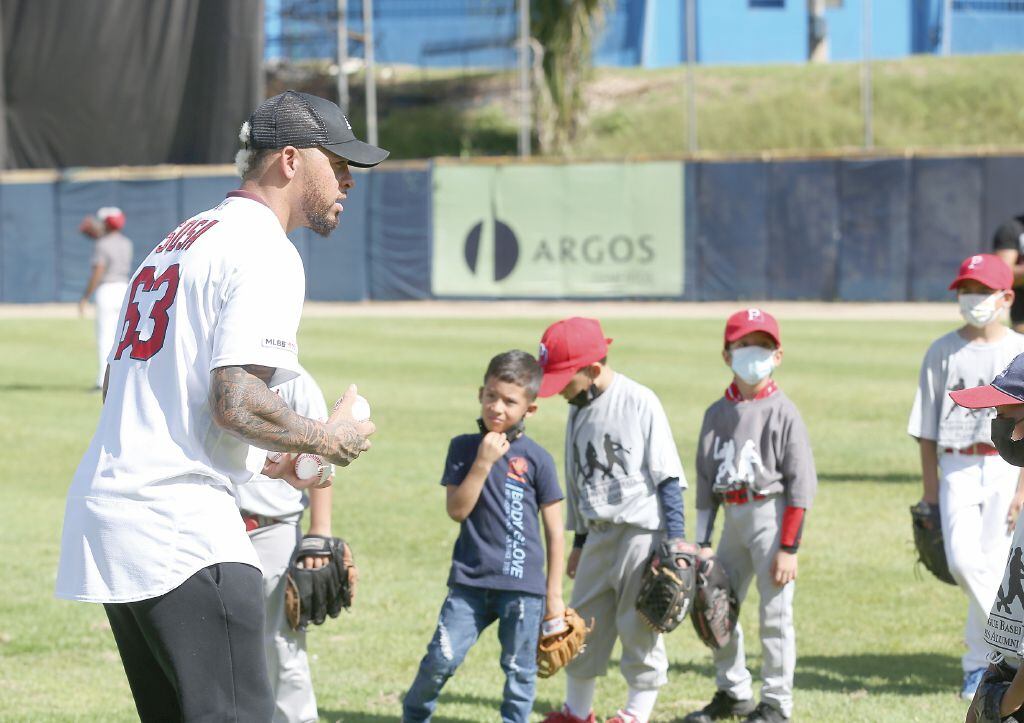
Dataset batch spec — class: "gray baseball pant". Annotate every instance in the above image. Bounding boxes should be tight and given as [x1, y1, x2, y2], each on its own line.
[249, 521, 319, 723]
[565, 523, 668, 689]
[713, 496, 795, 718]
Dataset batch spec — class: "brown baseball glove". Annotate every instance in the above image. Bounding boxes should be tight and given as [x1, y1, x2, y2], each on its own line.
[536, 607, 593, 678]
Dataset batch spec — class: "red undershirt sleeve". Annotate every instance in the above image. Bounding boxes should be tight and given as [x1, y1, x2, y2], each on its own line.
[780, 506, 805, 553]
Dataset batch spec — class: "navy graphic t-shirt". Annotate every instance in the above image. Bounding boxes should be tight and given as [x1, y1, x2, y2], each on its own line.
[441, 433, 563, 596]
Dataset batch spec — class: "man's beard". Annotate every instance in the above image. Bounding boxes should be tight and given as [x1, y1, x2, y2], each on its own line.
[302, 185, 339, 237]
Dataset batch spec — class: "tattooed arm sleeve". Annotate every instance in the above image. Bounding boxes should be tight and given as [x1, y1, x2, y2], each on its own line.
[209, 365, 360, 462]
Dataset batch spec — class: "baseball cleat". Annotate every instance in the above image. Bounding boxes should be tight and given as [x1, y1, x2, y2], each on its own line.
[682, 690, 757, 722]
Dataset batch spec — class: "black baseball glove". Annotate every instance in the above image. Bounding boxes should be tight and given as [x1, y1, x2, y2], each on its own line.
[691, 554, 739, 649]
[636, 538, 699, 633]
[284, 535, 357, 631]
[910, 501, 956, 586]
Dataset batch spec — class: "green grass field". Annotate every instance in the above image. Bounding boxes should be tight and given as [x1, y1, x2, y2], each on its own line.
[0, 312, 981, 721]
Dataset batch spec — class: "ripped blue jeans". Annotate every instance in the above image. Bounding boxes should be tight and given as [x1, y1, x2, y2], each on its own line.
[402, 583, 544, 722]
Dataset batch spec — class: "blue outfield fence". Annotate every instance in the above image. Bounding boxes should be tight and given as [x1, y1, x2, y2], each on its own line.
[1, 153, 1023, 304]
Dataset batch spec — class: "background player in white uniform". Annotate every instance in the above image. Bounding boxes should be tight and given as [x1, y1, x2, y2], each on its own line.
[55, 91, 386, 721]
[235, 366, 337, 723]
[949, 354, 1024, 722]
[686, 308, 816, 723]
[538, 317, 687, 723]
[78, 207, 133, 389]
[908, 253, 1024, 699]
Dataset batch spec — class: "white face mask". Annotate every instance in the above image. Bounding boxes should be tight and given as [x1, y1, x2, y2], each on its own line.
[959, 291, 1004, 328]
[730, 346, 776, 385]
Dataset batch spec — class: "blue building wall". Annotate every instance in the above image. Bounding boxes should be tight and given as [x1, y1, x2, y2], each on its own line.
[825, 0, 914, 61]
[696, 0, 807, 65]
[952, 2, 1024, 55]
[265, 0, 1024, 69]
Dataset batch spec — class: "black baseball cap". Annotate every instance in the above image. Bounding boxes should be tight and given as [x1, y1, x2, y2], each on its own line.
[950, 352, 1024, 408]
[245, 90, 389, 168]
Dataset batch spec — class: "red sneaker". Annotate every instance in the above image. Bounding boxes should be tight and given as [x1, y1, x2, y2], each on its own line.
[541, 706, 597, 723]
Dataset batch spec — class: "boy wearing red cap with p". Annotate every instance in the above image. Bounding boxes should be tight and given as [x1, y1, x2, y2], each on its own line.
[537, 317, 689, 723]
[683, 308, 816, 723]
[907, 253, 1024, 700]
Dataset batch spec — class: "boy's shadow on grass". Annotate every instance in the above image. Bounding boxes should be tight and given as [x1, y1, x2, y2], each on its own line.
[671, 652, 961, 695]
[320, 691, 509, 722]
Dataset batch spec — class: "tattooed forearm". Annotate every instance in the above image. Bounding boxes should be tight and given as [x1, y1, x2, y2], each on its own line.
[209, 365, 364, 463]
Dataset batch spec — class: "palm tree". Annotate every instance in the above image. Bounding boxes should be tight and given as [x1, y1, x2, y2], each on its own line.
[531, 0, 611, 154]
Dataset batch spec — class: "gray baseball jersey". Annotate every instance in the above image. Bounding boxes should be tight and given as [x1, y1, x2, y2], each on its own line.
[695, 388, 817, 512]
[908, 330, 1024, 449]
[92, 231, 134, 284]
[986, 521, 1024, 667]
[563, 372, 686, 534]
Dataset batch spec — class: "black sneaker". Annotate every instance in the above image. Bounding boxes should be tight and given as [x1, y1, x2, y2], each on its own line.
[682, 691, 757, 722]
[741, 702, 788, 723]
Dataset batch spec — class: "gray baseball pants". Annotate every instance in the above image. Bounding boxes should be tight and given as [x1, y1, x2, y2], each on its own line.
[565, 523, 668, 689]
[249, 521, 319, 723]
[713, 496, 795, 718]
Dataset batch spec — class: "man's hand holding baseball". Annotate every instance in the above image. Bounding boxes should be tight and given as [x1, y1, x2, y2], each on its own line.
[325, 385, 375, 466]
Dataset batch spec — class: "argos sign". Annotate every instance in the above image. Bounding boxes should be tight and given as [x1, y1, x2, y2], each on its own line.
[431, 162, 684, 297]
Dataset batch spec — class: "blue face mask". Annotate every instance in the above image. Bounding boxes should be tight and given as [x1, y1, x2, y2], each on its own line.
[730, 346, 776, 385]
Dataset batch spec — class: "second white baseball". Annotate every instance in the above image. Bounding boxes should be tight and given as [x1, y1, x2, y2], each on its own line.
[294, 453, 330, 485]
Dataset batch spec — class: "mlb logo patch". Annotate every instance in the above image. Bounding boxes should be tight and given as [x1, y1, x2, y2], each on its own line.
[538, 343, 549, 368]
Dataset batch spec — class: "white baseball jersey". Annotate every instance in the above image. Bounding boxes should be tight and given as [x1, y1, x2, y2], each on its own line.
[234, 366, 329, 521]
[564, 373, 686, 534]
[908, 329, 1024, 449]
[57, 191, 305, 604]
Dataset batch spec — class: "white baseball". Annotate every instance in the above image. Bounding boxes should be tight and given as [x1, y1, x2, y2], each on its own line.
[294, 453, 330, 485]
[350, 394, 371, 422]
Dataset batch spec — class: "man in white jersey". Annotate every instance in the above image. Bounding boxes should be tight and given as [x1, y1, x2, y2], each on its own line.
[236, 366, 339, 723]
[55, 91, 387, 721]
[908, 253, 1024, 700]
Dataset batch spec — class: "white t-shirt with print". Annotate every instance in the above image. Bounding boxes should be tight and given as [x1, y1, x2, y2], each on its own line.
[908, 329, 1024, 449]
[56, 193, 305, 604]
[563, 372, 686, 533]
[234, 367, 329, 521]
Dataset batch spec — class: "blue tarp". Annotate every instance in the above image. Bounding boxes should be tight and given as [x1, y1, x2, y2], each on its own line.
[3, 156, 1023, 303]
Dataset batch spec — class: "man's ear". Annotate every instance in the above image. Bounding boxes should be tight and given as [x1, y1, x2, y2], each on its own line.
[279, 146, 300, 180]
[773, 346, 784, 367]
[1005, 289, 1016, 306]
[721, 348, 731, 367]
[524, 401, 538, 419]
[478, 386, 484, 403]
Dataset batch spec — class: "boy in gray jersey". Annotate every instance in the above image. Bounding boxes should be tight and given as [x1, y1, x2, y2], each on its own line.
[908, 253, 1024, 699]
[684, 308, 816, 723]
[538, 317, 688, 723]
[236, 366, 341, 723]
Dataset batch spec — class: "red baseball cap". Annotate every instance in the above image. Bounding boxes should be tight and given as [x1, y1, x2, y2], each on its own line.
[97, 207, 126, 231]
[950, 352, 1024, 408]
[948, 253, 1012, 291]
[724, 308, 781, 347]
[537, 317, 612, 398]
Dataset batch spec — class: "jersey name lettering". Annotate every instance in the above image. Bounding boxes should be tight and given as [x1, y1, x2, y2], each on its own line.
[154, 219, 219, 254]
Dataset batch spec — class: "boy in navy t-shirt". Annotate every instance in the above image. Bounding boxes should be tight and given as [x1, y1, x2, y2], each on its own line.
[403, 350, 566, 723]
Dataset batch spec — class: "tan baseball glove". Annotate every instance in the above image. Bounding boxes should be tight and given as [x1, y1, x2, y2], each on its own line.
[536, 607, 593, 678]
